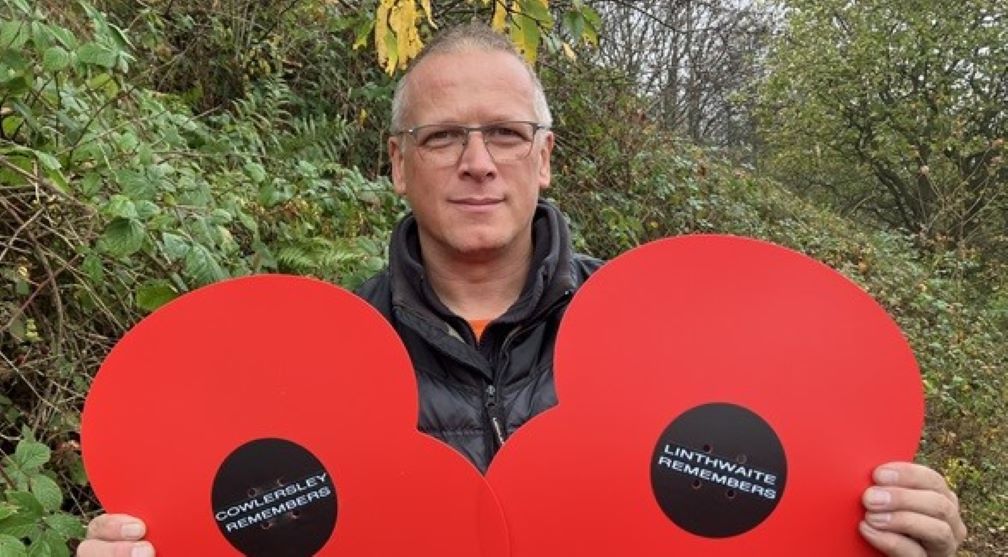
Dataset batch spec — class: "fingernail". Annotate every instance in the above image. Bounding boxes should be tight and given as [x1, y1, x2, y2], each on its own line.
[876, 468, 899, 484]
[121, 522, 145, 539]
[132, 542, 154, 557]
[866, 488, 891, 506]
[860, 521, 881, 536]
[866, 512, 891, 526]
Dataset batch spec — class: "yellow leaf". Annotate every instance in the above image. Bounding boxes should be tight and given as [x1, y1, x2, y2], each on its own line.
[492, 0, 507, 32]
[375, 0, 392, 66]
[562, 41, 576, 61]
[420, 0, 436, 27]
[510, 0, 539, 64]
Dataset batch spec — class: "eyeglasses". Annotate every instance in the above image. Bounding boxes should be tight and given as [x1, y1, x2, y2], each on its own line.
[395, 121, 549, 166]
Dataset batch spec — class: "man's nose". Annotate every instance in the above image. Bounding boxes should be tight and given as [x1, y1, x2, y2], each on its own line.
[457, 131, 497, 176]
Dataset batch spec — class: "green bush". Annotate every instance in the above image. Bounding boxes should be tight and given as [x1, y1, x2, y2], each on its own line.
[1, 2, 400, 551]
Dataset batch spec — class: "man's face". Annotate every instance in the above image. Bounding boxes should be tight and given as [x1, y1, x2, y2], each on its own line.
[388, 49, 554, 262]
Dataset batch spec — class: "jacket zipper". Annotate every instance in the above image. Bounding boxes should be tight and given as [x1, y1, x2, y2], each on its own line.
[484, 384, 507, 447]
[484, 289, 574, 454]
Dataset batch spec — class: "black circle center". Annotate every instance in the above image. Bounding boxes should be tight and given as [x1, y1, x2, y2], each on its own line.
[650, 403, 787, 538]
[211, 438, 337, 556]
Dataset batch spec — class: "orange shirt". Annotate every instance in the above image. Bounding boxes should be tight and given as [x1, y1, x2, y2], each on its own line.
[468, 319, 491, 342]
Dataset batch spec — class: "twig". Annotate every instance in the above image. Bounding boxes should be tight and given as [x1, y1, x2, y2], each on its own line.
[0, 155, 94, 213]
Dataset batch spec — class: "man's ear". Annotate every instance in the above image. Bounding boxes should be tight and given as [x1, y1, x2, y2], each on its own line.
[537, 131, 555, 191]
[389, 135, 407, 196]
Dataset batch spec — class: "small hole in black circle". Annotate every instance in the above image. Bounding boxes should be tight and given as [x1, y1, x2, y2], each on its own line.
[275, 477, 285, 487]
[726, 489, 737, 499]
[736, 454, 748, 464]
[260, 521, 272, 530]
[290, 510, 301, 519]
[247, 488, 257, 498]
[702, 444, 712, 453]
[691, 479, 702, 490]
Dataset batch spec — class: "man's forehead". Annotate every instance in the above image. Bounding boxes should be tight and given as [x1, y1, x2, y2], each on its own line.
[403, 49, 538, 122]
[410, 49, 533, 87]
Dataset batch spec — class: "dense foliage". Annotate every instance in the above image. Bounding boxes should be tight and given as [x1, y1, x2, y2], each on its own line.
[761, 0, 1008, 252]
[0, 0, 1004, 555]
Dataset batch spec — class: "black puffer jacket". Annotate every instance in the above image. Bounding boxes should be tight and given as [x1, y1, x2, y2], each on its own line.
[355, 201, 602, 472]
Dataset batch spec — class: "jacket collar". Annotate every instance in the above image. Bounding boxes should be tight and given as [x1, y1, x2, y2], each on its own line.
[387, 200, 576, 328]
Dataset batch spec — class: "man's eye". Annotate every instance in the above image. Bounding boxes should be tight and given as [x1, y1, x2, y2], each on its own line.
[486, 126, 528, 142]
[421, 129, 463, 146]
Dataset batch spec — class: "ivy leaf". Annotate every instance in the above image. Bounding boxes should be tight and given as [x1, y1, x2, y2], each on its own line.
[13, 441, 49, 472]
[99, 218, 146, 258]
[41, 47, 70, 72]
[77, 42, 116, 68]
[27, 476, 61, 513]
[135, 280, 178, 312]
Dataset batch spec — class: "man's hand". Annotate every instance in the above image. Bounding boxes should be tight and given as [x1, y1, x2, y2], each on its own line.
[859, 462, 967, 556]
[77, 514, 154, 557]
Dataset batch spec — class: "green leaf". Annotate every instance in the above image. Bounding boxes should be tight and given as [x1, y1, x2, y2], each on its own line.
[79, 173, 101, 196]
[26, 536, 52, 557]
[27, 476, 60, 513]
[184, 244, 226, 285]
[519, 0, 552, 25]
[352, 17, 375, 49]
[134, 200, 160, 220]
[42, 514, 83, 541]
[13, 442, 49, 472]
[44, 24, 76, 50]
[0, 504, 16, 522]
[115, 169, 155, 200]
[159, 232, 190, 261]
[209, 209, 233, 225]
[41, 47, 70, 72]
[580, 5, 601, 45]
[9, 0, 30, 14]
[1, 75, 31, 96]
[38, 529, 68, 557]
[77, 42, 116, 68]
[0, 21, 29, 49]
[32, 151, 60, 172]
[561, 11, 584, 41]
[86, 72, 118, 96]
[135, 280, 178, 312]
[2, 116, 23, 138]
[0, 534, 27, 557]
[243, 162, 266, 184]
[99, 218, 145, 258]
[81, 253, 104, 284]
[5, 491, 41, 519]
[101, 195, 137, 220]
[8, 100, 36, 130]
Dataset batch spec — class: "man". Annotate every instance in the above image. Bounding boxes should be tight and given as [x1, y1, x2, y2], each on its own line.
[79, 23, 966, 557]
